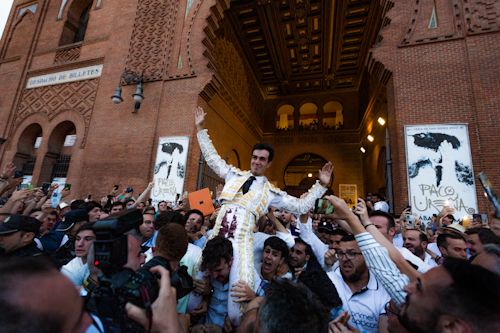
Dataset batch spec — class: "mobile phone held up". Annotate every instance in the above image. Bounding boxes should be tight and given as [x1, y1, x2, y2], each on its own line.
[406, 214, 415, 226]
[478, 172, 500, 218]
[314, 198, 334, 215]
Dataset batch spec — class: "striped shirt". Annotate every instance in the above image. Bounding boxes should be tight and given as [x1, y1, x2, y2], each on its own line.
[355, 232, 409, 305]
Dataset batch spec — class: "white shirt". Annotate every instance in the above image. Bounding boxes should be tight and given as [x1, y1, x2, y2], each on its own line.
[423, 251, 438, 268]
[328, 268, 390, 333]
[298, 218, 334, 271]
[61, 257, 89, 295]
[427, 242, 442, 257]
[392, 233, 404, 248]
[177, 243, 203, 313]
[355, 233, 409, 306]
[396, 246, 432, 273]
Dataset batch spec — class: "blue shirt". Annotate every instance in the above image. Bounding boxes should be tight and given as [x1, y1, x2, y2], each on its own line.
[206, 279, 229, 327]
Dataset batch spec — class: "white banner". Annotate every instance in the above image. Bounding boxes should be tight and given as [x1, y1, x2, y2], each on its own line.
[405, 124, 477, 222]
[26, 65, 103, 89]
[151, 136, 190, 207]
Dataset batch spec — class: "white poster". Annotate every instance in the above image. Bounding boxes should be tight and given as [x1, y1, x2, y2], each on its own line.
[151, 136, 190, 207]
[405, 124, 477, 222]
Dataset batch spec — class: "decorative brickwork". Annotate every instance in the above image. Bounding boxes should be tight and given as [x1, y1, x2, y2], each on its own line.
[464, 0, 500, 34]
[15, 79, 99, 147]
[166, 0, 204, 79]
[53, 43, 81, 64]
[400, 0, 464, 46]
[122, 0, 179, 84]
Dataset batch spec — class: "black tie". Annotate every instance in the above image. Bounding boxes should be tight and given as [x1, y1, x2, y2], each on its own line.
[241, 176, 256, 194]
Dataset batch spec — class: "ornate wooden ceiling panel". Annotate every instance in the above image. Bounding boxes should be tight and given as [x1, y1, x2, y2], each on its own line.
[227, 0, 380, 96]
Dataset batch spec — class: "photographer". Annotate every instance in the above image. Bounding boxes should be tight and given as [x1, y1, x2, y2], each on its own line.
[86, 209, 192, 333]
[126, 266, 184, 333]
[84, 209, 147, 332]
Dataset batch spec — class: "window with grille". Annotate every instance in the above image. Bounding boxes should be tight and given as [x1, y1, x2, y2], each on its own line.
[51, 155, 71, 178]
[22, 156, 36, 175]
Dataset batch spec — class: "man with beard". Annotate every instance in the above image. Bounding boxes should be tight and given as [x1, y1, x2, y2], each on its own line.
[403, 229, 437, 268]
[369, 210, 431, 273]
[288, 238, 342, 319]
[327, 234, 390, 332]
[392, 258, 500, 333]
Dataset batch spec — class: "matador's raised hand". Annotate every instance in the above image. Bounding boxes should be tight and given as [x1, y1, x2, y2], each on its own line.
[194, 106, 207, 131]
[318, 161, 334, 187]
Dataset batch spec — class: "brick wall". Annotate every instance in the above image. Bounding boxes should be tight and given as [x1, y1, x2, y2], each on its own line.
[372, 0, 500, 214]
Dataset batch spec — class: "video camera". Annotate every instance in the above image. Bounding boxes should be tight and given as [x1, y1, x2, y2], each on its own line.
[88, 209, 193, 332]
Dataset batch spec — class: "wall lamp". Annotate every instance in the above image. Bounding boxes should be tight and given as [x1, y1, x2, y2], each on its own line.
[377, 117, 386, 126]
[360, 147, 366, 153]
[367, 134, 374, 142]
[111, 70, 144, 113]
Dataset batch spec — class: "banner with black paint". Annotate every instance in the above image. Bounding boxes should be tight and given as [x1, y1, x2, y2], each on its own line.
[405, 124, 477, 223]
[151, 136, 190, 207]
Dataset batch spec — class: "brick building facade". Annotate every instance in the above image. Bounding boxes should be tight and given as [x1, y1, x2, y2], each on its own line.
[0, 0, 498, 216]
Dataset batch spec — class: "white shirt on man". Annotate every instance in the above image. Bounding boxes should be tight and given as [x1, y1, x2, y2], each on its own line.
[61, 257, 89, 295]
[328, 268, 390, 333]
[396, 246, 432, 273]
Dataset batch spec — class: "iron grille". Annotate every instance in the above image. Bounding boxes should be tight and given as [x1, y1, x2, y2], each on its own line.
[22, 156, 36, 175]
[51, 154, 71, 178]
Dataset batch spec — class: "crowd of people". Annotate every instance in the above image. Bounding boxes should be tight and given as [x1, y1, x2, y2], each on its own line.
[0, 108, 499, 333]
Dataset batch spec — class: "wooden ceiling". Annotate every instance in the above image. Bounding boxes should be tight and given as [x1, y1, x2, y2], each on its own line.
[227, 0, 382, 97]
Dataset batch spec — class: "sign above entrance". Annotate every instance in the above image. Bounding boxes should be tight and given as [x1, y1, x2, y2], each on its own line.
[26, 64, 103, 89]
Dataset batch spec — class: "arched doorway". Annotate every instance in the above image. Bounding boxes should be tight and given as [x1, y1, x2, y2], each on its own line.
[284, 153, 328, 197]
[13, 123, 42, 183]
[38, 121, 76, 185]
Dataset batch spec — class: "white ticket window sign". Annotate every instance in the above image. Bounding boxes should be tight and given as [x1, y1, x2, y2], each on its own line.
[405, 124, 477, 222]
[150, 136, 190, 207]
[64, 134, 77, 147]
[26, 64, 103, 89]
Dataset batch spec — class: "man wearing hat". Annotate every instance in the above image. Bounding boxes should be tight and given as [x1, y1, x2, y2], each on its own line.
[51, 209, 90, 267]
[0, 214, 42, 257]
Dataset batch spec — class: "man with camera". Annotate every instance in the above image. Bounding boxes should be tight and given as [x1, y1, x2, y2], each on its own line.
[84, 209, 148, 332]
[86, 209, 192, 333]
